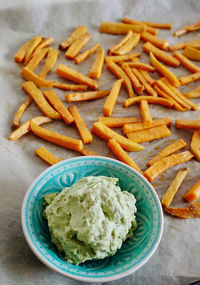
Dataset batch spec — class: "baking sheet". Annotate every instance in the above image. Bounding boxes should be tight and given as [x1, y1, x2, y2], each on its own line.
[0, 0, 200, 284]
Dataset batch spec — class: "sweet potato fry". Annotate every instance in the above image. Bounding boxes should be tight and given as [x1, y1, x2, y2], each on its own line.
[53, 82, 87, 91]
[123, 95, 174, 108]
[33, 37, 54, 55]
[59, 26, 87, 50]
[65, 90, 109, 102]
[183, 86, 200, 98]
[89, 48, 104, 79]
[22, 81, 61, 120]
[56, 64, 98, 90]
[79, 147, 100, 156]
[144, 151, 193, 182]
[68, 105, 93, 144]
[122, 18, 158, 35]
[97, 116, 141, 128]
[38, 49, 59, 79]
[30, 121, 83, 152]
[35, 147, 61, 165]
[104, 79, 123, 116]
[14, 36, 40, 63]
[179, 72, 200, 86]
[173, 21, 200, 37]
[127, 125, 171, 143]
[99, 22, 146, 34]
[122, 18, 172, 30]
[107, 138, 143, 174]
[105, 52, 140, 62]
[9, 116, 52, 141]
[139, 70, 155, 85]
[141, 31, 169, 50]
[128, 62, 155, 72]
[112, 33, 140, 55]
[150, 52, 180, 87]
[140, 100, 152, 126]
[25, 48, 49, 71]
[183, 45, 200, 61]
[123, 117, 171, 135]
[131, 68, 157, 96]
[168, 42, 187, 52]
[175, 119, 200, 130]
[65, 33, 91, 59]
[173, 51, 200, 73]
[162, 168, 189, 208]
[143, 42, 180, 67]
[12, 96, 32, 128]
[184, 180, 200, 202]
[121, 63, 144, 94]
[24, 36, 43, 65]
[108, 30, 133, 55]
[147, 138, 187, 167]
[106, 60, 134, 97]
[74, 43, 100, 64]
[190, 130, 200, 161]
[91, 122, 144, 152]
[20, 67, 55, 88]
[43, 90, 74, 125]
[165, 203, 200, 218]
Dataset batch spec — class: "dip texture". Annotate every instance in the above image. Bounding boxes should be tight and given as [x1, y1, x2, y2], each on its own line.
[43, 176, 137, 264]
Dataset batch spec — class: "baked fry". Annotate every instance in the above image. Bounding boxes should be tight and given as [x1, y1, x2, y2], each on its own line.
[33, 37, 54, 55]
[165, 203, 200, 218]
[173, 51, 200, 73]
[184, 180, 200, 202]
[162, 168, 189, 208]
[122, 18, 158, 35]
[65, 33, 91, 59]
[175, 119, 200, 130]
[21, 67, 55, 88]
[108, 30, 133, 55]
[105, 52, 140, 62]
[139, 100, 152, 126]
[38, 49, 59, 79]
[99, 22, 146, 34]
[122, 18, 172, 30]
[173, 21, 200, 37]
[25, 48, 49, 71]
[59, 26, 87, 50]
[107, 138, 143, 174]
[24, 36, 43, 64]
[183, 45, 200, 61]
[121, 63, 144, 94]
[141, 31, 169, 50]
[139, 70, 155, 85]
[104, 79, 123, 116]
[12, 96, 32, 128]
[79, 147, 100, 156]
[65, 90, 109, 102]
[35, 147, 60, 165]
[131, 68, 157, 96]
[74, 43, 100, 64]
[14, 36, 41, 63]
[89, 48, 104, 79]
[183, 86, 200, 98]
[97, 116, 141, 128]
[179, 72, 200, 86]
[123, 95, 174, 108]
[112, 33, 140, 55]
[128, 62, 155, 72]
[53, 82, 87, 91]
[190, 130, 200, 161]
[144, 151, 193, 182]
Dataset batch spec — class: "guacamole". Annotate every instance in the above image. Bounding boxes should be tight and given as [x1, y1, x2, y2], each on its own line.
[43, 176, 137, 265]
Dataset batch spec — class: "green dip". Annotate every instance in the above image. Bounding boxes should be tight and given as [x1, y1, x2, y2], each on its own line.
[43, 176, 137, 265]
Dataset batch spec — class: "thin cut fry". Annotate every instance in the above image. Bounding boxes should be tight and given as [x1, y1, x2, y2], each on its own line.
[168, 39, 200, 51]
[20, 67, 55, 88]
[8, 116, 52, 141]
[175, 119, 200, 130]
[68, 105, 93, 144]
[30, 121, 83, 152]
[43, 90, 74, 125]
[131, 68, 157, 96]
[112, 33, 140, 55]
[97, 116, 141, 128]
[65, 90, 109, 102]
[173, 21, 200, 37]
[74, 43, 100, 64]
[141, 31, 169, 50]
[139, 70, 155, 85]
[56, 64, 98, 90]
[33, 37, 54, 55]
[122, 18, 172, 30]
[183, 86, 200, 98]
[190, 130, 200, 161]
[24, 36, 43, 65]
[25, 48, 49, 71]
[89, 48, 104, 79]
[22, 81, 61, 120]
[140, 100, 152, 126]
[162, 168, 189, 208]
[165, 203, 200, 218]
[179, 72, 200, 86]
[104, 79, 123, 116]
[144, 151, 193, 182]
[53, 82, 87, 91]
[123, 95, 174, 108]
[14, 36, 40, 63]
[122, 18, 158, 34]
[127, 125, 171, 143]
[107, 139, 143, 174]
[183, 45, 200, 61]
[99, 22, 146, 34]
[35, 147, 60, 165]
[65, 33, 91, 59]
[91, 121, 144, 152]
[121, 63, 144, 94]
[173, 51, 200, 73]
[147, 138, 187, 167]
[108, 30, 133, 55]
[12, 96, 32, 128]
[106, 60, 134, 97]
[128, 62, 155, 72]
[105, 52, 140, 62]
[184, 180, 200, 202]
[79, 147, 100, 156]
[143, 42, 180, 67]
[38, 49, 59, 79]
[59, 26, 87, 50]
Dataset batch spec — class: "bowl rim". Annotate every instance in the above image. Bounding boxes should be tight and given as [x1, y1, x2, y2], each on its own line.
[21, 155, 163, 283]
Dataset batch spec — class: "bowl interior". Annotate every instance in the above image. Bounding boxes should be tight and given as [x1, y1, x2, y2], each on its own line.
[22, 156, 163, 281]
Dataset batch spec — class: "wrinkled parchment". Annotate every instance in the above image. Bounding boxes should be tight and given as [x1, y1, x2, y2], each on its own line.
[0, 0, 200, 284]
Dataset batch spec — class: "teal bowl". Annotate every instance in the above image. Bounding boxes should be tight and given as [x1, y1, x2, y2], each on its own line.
[21, 156, 163, 282]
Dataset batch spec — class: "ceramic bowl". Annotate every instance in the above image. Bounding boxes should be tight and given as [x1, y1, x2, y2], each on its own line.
[21, 156, 163, 282]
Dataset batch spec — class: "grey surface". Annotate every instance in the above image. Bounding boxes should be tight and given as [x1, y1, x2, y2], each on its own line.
[0, 0, 200, 284]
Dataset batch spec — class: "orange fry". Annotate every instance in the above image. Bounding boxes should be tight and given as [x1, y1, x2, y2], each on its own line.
[183, 45, 200, 61]
[184, 180, 200, 202]
[174, 21, 200, 37]
[122, 18, 158, 35]
[108, 30, 133, 55]
[79, 146, 100, 156]
[20, 67, 55, 88]
[97, 116, 141, 128]
[59, 26, 87, 50]
[43, 90, 74, 125]
[107, 139, 143, 174]
[65, 33, 91, 59]
[30, 121, 83, 152]
[74, 43, 100, 64]
[9, 116, 52, 141]
[122, 18, 172, 30]
[89, 48, 104, 79]
[14, 36, 41, 63]
[123, 95, 174, 108]
[65, 90, 109, 102]
[168, 39, 200, 51]
[121, 63, 144, 94]
[25, 48, 49, 71]
[35, 147, 60, 165]
[53, 82, 87, 91]
[33, 37, 54, 55]
[190, 130, 200, 161]
[141, 31, 169, 50]
[38, 49, 59, 79]
[23, 36, 43, 65]
[144, 151, 193, 182]
[139, 70, 155, 85]
[128, 62, 155, 72]
[183, 86, 200, 98]
[179, 72, 200, 86]
[131, 68, 157, 96]
[140, 100, 152, 126]
[104, 79, 123, 116]
[105, 52, 140, 62]
[112, 33, 140, 55]
[12, 96, 32, 128]
[69, 105, 93, 144]
[173, 51, 200, 73]
[175, 119, 200, 130]
[22, 81, 61, 120]
[56, 64, 98, 90]
[165, 203, 200, 218]
[99, 22, 146, 34]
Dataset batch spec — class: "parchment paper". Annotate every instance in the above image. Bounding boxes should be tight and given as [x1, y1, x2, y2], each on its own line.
[0, 0, 200, 284]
